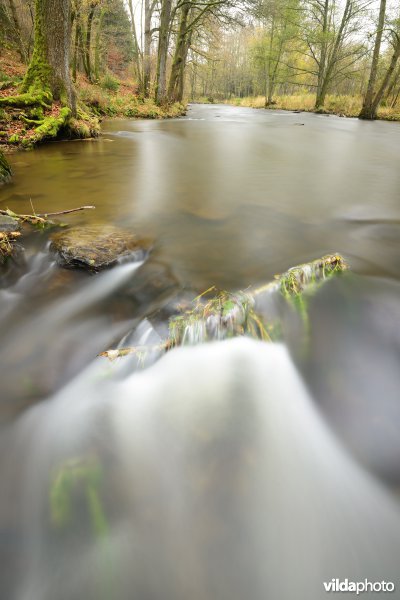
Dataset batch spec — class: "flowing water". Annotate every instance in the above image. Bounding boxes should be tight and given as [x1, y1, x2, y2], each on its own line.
[1, 104, 400, 599]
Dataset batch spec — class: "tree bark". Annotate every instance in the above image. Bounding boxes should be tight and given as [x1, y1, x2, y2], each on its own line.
[22, 0, 76, 114]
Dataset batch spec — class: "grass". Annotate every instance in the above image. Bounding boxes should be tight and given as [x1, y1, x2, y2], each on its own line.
[225, 93, 400, 120]
[78, 75, 186, 120]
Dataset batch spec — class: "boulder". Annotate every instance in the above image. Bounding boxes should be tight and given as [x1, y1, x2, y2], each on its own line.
[0, 215, 21, 233]
[50, 225, 150, 271]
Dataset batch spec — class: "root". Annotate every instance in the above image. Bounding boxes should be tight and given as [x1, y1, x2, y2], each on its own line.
[23, 106, 72, 146]
[0, 91, 52, 108]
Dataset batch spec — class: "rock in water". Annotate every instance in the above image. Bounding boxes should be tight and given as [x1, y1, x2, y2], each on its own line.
[50, 225, 149, 271]
[0, 215, 21, 233]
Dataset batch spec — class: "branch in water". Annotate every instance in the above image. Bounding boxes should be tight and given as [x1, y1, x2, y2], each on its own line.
[36, 206, 95, 218]
[0, 205, 96, 228]
[99, 254, 349, 361]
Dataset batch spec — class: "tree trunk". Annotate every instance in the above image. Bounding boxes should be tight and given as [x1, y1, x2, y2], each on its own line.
[155, 0, 172, 104]
[72, 8, 82, 82]
[142, 0, 152, 97]
[83, 2, 97, 82]
[167, 2, 190, 102]
[22, 0, 76, 114]
[366, 37, 400, 119]
[94, 8, 106, 81]
[7, 0, 27, 62]
[315, 0, 329, 109]
[359, 0, 386, 119]
[127, 0, 143, 85]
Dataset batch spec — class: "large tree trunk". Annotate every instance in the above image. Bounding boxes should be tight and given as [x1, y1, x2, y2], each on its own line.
[155, 0, 172, 105]
[167, 2, 190, 102]
[359, 0, 386, 119]
[22, 0, 76, 114]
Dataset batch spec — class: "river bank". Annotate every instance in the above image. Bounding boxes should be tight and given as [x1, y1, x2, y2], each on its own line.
[200, 94, 400, 121]
[0, 50, 186, 150]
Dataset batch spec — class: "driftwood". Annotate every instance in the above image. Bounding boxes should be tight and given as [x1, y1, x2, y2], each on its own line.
[99, 254, 348, 361]
[0, 205, 95, 261]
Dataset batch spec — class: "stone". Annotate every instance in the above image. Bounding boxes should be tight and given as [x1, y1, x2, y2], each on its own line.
[50, 224, 150, 271]
[0, 215, 21, 233]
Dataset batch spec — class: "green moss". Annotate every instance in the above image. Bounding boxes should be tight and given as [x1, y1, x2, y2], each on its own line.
[8, 133, 19, 143]
[0, 90, 52, 108]
[21, 106, 71, 147]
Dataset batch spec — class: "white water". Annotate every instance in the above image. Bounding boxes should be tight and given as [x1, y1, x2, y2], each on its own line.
[4, 338, 400, 600]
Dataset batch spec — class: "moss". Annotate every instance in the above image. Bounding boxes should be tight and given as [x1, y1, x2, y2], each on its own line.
[8, 133, 19, 143]
[20, 0, 52, 97]
[21, 106, 71, 147]
[0, 90, 52, 108]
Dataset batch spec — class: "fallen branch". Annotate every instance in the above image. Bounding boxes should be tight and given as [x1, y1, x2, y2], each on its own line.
[100, 254, 349, 361]
[252, 254, 348, 299]
[0, 205, 95, 228]
[0, 205, 96, 261]
[36, 206, 95, 218]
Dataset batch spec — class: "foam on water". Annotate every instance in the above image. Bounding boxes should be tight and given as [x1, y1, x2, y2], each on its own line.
[3, 338, 400, 600]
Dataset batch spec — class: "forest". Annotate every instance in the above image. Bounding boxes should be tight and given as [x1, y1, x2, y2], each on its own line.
[0, 0, 399, 176]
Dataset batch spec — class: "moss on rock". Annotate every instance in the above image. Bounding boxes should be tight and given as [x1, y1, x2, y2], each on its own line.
[50, 224, 151, 271]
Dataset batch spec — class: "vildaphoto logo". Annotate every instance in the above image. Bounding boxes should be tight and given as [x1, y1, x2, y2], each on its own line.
[323, 579, 395, 594]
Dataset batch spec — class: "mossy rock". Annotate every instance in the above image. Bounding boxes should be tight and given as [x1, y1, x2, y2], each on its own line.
[50, 225, 150, 271]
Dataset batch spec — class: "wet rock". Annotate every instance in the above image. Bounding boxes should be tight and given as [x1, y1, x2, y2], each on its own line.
[0, 215, 21, 233]
[50, 225, 150, 271]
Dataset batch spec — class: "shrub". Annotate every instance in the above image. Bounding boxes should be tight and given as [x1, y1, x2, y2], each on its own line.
[100, 73, 120, 92]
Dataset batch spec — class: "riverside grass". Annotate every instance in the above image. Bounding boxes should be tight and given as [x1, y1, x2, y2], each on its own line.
[100, 254, 348, 361]
[225, 94, 400, 120]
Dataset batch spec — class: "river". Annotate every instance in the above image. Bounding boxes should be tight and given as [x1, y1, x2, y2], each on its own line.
[0, 104, 400, 599]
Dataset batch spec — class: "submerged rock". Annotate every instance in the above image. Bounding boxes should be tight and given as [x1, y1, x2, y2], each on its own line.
[0, 215, 20, 233]
[50, 225, 150, 271]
